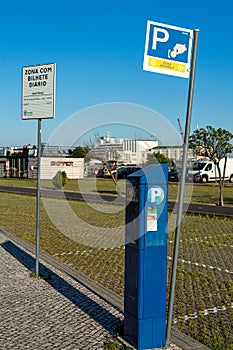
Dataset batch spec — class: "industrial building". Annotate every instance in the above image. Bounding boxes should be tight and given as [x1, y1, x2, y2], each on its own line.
[90, 132, 159, 164]
[0, 136, 195, 180]
[0, 144, 84, 180]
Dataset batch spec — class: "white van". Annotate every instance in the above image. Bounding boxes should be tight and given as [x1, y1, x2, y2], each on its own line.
[188, 158, 233, 183]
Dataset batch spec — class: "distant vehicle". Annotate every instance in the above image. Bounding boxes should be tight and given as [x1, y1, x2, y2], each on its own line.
[96, 160, 118, 178]
[117, 166, 141, 179]
[168, 166, 194, 182]
[187, 158, 233, 183]
[103, 162, 127, 178]
[96, 168, 104, 178]
[96, 161, 140, 179]
[168, 168, 181, 182]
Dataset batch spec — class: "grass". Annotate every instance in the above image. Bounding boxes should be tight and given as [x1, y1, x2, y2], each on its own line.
[0, 177, 233, 206]
[0, 189, 232, 349]
[103, 336, 133, 350]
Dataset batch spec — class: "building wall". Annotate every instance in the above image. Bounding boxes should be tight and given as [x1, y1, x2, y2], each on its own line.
[28, 158, 38, 179]
[27, 157, 84, 180]
[91, 137, 158, 165]
[0, 157, 84, 180]
[40, 157, 84, 180]
[0, 158, 7, 177]
[121, 140, 158, 164]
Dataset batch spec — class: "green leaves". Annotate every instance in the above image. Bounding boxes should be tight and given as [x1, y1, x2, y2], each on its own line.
[189, 125, 233, 205]
[68, 146, 91, 161]
[52, 170, 68, 189]
[189, 126, 233, 162]
[147, 151, 171, 164]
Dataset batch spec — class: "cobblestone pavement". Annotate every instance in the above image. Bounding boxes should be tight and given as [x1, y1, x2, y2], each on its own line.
[0, 231, 124, 350]
[0, 229, 209, 350]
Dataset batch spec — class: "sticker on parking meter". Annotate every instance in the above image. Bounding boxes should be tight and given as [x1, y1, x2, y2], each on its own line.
[147, 206, 157, 232]
[147, 186, 164, 205]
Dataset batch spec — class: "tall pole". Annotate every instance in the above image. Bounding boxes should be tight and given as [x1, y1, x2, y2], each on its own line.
[35, 118, 42, 277]
[166, 29, 199, 344]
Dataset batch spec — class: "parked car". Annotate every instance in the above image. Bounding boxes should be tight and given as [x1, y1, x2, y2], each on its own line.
[168, 168, 181, 182]
[187, 158, 233, 183]
[96, 168, 105, 178]
[117, 166, 141, 179]
[168, 168, 194, 182]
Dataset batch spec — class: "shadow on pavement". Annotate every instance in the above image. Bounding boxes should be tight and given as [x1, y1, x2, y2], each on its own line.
[1, 240, 121, 334]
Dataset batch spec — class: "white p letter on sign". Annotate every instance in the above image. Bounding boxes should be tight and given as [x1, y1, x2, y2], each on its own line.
[152, 27, 169, 50]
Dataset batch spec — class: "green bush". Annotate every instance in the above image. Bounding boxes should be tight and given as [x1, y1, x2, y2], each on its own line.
[52, 171, 68, 189]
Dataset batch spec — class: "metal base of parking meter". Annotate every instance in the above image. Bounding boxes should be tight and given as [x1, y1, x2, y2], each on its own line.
[35, 118, 41, 277]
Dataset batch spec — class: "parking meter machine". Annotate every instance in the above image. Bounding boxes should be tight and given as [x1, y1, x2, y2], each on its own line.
[124, 163, 168, 349]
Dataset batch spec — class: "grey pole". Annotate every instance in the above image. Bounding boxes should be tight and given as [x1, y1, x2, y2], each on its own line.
[166, 29, 199, 344]
[35, 118, 42, 277]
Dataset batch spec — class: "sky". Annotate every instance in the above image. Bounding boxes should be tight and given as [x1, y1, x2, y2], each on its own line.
[0, 0, 233, 148]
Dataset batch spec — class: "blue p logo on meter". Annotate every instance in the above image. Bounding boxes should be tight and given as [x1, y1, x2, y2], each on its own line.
[143, 21, 193, 78]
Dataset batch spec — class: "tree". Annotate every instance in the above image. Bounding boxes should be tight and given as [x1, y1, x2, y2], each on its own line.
[52, 171, 68, 190]
[189, 125, 233, 206]
[68, 146, 91, 162]
[147, 151, 171, 165]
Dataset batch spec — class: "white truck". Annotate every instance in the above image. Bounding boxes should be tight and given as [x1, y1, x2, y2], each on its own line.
[188, 158, 233, 183]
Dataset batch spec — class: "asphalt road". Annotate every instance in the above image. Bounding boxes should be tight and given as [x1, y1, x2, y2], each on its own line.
[0, 184, 232, 218]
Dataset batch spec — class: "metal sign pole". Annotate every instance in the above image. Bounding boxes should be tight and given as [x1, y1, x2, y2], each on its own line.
[35, 118, 42, 277]
[166, 29, 199, 344]
[22, 63, 55, 276]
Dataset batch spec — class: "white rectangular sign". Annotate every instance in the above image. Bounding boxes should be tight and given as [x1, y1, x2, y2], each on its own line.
[143, 21, 193, 78]
[22, 63, 56, 119]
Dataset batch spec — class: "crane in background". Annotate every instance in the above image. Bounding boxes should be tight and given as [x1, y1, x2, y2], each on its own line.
[177, 118, 184, 144]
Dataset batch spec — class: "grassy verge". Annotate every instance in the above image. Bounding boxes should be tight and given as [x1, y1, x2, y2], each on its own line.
[0, 177, 232, 206]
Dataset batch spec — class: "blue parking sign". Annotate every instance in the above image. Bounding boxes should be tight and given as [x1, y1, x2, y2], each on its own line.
[143, 21, 193, 78]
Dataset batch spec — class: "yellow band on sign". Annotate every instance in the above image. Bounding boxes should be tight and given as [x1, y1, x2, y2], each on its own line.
[148, 57, 186, 73]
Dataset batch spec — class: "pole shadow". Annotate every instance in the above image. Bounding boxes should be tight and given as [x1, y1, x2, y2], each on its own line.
[1, 240, 121, 334]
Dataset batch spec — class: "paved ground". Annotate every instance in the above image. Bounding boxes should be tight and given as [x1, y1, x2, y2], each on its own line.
[0, 231, 124, 350]
[0, 230, 211, 350]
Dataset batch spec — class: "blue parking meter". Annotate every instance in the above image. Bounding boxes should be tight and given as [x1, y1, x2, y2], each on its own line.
[124, 163, 168, 349]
